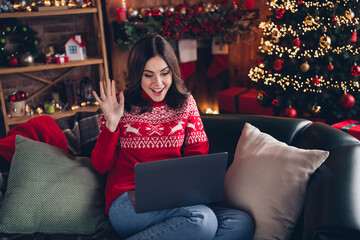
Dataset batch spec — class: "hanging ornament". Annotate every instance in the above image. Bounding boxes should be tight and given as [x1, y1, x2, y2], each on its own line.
[351, 64, 360, 77]
[19, 52, 34, 66]
[256, 58, 265, 68]
[345, 9, 355, 20]
[283, 107, 297, 118]
[291, 38, 301, 48]
[327, 63, 334, 71]
[300, 62, 310, 72]
[273, 59, 283, 71]
[297, 0, 303, 5]
[340, 94, 355, 108]
[304, 15, 315, 26]
[275, 8, 286, 19]
[256, 92, 265, 102]
[331, 17, 338, 23]
[311, 104, 321, 115]
[319, 35, 331, 49]
[271, 28, 281, 43]
[312, 76, 320, 85]
[272, 98, 279, 107]
[351, 30, 357, 43]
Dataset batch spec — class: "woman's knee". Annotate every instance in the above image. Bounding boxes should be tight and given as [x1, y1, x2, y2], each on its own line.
[185, 205, 218, 239]
[223, 210, 255, 239]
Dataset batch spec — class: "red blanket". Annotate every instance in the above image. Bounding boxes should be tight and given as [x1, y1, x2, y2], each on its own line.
[0, 116, 68, 163]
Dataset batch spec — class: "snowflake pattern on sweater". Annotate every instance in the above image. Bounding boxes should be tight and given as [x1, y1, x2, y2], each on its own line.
[99, 95, 207, 149]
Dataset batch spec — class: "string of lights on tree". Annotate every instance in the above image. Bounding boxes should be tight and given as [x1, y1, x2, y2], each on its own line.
[249, 0, 360, 123]
[113, 1, 259, 51]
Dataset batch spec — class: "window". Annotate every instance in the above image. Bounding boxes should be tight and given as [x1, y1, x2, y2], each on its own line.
[69, 45, 77, 54]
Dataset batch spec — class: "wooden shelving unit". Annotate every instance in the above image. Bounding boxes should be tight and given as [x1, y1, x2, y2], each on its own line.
[0, 0, 108, 133]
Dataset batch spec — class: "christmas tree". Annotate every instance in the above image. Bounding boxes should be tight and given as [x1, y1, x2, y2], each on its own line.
[249, 0, 360, 124]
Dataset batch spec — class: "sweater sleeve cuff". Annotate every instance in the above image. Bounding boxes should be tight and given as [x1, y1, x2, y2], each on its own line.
[97, 126, 121, 149]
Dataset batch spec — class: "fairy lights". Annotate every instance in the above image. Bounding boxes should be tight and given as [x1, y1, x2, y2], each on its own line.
[250, 0, 360, 97]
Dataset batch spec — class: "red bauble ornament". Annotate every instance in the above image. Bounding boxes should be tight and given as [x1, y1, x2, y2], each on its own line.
[312, 76, 320, 85]
[275, 9, 286, 19]
[273, 59, 283, 71]
[256, 58, 264, 67]
[351, 31, 357, 43]
[283, 107, 297, 118]
[331, 17, 338, 22]
[8, 94, 17, 102]
[340, 94, 355, 108]
[16, 91, 26, 101]
[9, 56, 19, 67]
[291, 38, 301, 47]
[327, 64, 334, 71]
[297, 0, 304, 4]
[351, 65, 360, 77]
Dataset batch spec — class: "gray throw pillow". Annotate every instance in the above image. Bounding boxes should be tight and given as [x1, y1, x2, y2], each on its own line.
[0, 135, 110, 234]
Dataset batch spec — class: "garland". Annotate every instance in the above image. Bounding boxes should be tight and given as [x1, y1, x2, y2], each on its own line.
[113, 2, 259, 51]
[0, 19, 40, 66]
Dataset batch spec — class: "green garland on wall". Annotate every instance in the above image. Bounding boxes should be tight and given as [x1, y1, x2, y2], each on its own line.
[0, 19, 40, 66]
[113, 2, 259, 51]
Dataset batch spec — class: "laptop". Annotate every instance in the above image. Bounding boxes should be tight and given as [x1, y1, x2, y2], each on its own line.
[129, 152, 228, 213]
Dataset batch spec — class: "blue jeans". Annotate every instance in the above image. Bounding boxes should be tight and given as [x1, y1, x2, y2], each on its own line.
[108, 192, 254, 240]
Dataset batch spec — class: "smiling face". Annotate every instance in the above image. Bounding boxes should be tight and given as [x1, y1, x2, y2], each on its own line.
[141, 55, 172, 102]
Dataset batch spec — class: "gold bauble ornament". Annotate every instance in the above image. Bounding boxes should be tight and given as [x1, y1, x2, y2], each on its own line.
[311, 105, 321, 115]
[345, 9, 355, 20]
[319, 35, 331, 49]
[300, 62, 310, 72]
[305, 15, 315, 26]
[271, 29, 282, 43]
[262, 41, 271, 51]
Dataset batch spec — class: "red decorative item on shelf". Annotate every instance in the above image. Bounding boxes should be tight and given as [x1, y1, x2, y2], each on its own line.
[54, 54, 69, 64]
[116, 0, 127, 23]
[8, 91, 26, 102]
[340, 94, 355, 108]
[8, 56, 19, 67]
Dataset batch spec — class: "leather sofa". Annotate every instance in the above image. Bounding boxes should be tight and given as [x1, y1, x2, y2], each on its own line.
[201, 114, 360, 240]
[0, 112, 360, 240]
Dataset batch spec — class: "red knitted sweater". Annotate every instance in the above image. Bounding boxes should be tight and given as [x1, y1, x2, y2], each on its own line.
[91, 94, 209, 214]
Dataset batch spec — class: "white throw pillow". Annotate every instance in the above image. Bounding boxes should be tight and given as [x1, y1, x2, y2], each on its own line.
[223, 123, 329, 240]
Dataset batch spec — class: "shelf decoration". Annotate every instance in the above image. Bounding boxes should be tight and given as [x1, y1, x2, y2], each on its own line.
[0, 19, 40, 67]
[113, 1, 259, 51]
[116, 0, 127, 23]
[6, 90, 26, 118]
[64, 35, 87, 61]
[0, 0, 92, 12]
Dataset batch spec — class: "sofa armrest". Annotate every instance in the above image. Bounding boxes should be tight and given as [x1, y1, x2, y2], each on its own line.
[294, 123, 360, 240]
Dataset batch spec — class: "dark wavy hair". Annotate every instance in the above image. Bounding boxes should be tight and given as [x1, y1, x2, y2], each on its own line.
[124, 35, 190, 113]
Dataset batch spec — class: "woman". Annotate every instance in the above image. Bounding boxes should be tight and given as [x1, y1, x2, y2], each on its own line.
[91, 35, 254, 240]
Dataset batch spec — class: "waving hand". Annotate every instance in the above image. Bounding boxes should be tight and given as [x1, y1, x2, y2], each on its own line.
[92, 79, 124, 132]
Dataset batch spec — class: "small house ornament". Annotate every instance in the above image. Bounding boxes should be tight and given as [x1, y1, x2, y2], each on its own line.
[64, 35, 87, 61]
